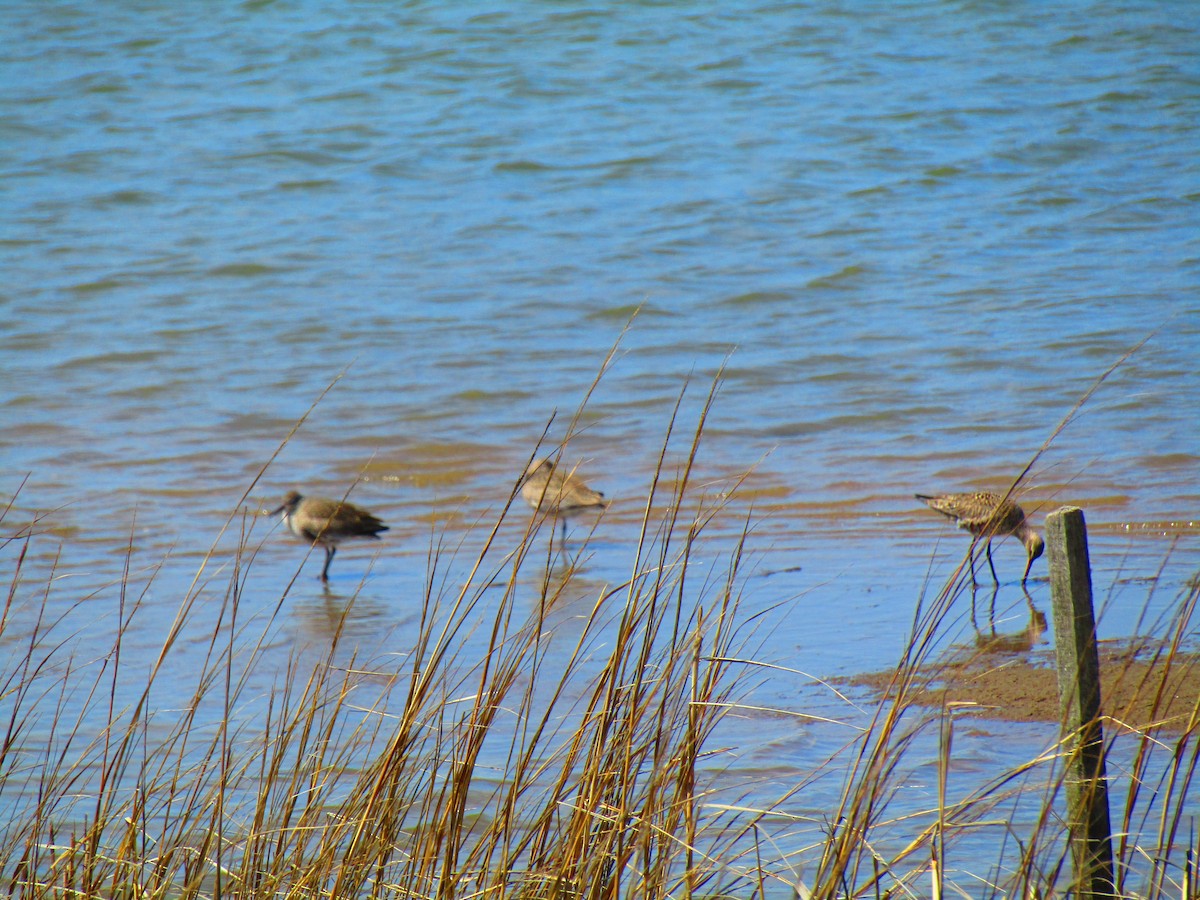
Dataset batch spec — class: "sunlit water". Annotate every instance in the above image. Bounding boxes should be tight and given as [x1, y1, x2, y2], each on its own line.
[2, 1, 1198, 892]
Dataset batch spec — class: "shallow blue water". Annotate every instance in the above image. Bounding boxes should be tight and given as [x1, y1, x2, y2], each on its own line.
[2, 1, 1198, 891]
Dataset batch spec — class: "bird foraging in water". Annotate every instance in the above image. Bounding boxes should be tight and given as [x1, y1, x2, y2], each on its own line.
[270, 490, 389, 581]
[521, 457, 608, 549]
[916, 490, 1044, 586]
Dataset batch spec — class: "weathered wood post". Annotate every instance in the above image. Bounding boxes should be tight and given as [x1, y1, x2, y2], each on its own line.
[1045, 506, 1116, 899]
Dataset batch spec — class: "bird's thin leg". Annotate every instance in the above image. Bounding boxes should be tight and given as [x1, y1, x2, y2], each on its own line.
[559, 519, 579, 567]
[321, 545, 336, 581]
[985, 539, 999, 585]
[969, 580, 980, 632]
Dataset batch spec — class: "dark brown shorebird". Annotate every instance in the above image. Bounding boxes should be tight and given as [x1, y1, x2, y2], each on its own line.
[521, 457, 609, 549]
[270, 490, 389, 581]
[916, 490, 1044, 586]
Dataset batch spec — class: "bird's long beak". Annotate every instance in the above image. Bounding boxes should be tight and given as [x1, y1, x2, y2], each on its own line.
[268, 503, 286, 516]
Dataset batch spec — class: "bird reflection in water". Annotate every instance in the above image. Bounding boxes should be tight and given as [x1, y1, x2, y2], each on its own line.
[972, 584, 1048, 654]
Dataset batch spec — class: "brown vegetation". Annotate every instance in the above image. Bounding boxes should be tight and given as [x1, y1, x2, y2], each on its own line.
[2, 348, 1197, 899]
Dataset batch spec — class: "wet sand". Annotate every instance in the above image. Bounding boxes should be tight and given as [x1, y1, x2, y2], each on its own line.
[843, 641, 1200, 733]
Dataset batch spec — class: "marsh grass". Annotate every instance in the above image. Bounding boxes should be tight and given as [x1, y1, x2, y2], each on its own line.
[0, 366, 770, 900]
[784, 544, 1198, 899]
[1, 351, 1198, 899]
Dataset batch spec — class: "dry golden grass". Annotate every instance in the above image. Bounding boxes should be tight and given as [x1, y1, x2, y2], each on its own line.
[1, 339, 1197, 900]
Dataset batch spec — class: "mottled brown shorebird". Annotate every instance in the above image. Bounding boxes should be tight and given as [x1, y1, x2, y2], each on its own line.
[270, 490, 389, 581]
[916, 490, 1044, 585]
[521, 458, 608, 548]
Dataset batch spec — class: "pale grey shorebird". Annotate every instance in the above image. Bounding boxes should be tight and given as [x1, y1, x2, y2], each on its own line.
[916, 490, 1044, 586]
[521, 458, 609, 549]
[270, 491, 389, 582]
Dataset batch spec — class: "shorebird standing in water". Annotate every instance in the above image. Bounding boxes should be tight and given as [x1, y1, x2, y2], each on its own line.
[270, 490, 389, 582]
[521, 457, 609, 550]
[916, 490, 1044, 586]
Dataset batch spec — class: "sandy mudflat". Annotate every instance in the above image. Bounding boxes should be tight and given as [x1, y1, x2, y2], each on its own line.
[843, 639, 1200, 733]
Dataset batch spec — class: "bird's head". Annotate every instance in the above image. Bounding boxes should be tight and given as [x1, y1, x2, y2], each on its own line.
[1027, 531, 1045, 563]
[523, 458, 552, 481]
[270, 490, 303, 517]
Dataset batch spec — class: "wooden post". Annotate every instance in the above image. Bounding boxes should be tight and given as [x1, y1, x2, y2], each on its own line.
[1046, 507, 1116, 899]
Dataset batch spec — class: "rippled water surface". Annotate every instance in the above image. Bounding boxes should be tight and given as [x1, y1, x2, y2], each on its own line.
[2, 0, 1198, 889]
